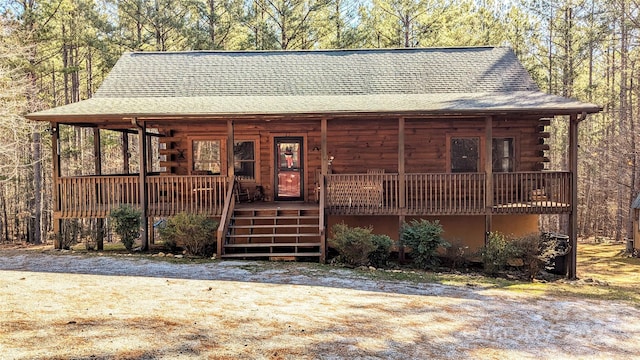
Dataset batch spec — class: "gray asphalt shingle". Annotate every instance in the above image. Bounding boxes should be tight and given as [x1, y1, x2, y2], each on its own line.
[27, 47, 600, 120]
[95, 47, 539, 98]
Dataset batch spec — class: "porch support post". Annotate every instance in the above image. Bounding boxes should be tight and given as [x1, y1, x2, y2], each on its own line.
[227, 120, 234, 178]
[146, 133, 153, 173]
[320, 117, 328, 263]
[51, 122, 62, 249]
[484, 116, 493, 245]
[93, 128, 104, 251]
[398, 117, 406, 262]
[321, 118, 328, 175]
[568, 113, 579, 279]
[399, 117, 405, 209]
[94, 128, 102, 175]
[137, 119, 149, 251]
[122, 132, 130, 174]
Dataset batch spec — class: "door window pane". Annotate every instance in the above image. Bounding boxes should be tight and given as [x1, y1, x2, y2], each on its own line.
[451, 137, 479, 173]
[279, 143, 300, 169]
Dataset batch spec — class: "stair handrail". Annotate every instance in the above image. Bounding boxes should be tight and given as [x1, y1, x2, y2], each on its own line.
[319, 173, 326, 263]
[216, 176, 237, 258]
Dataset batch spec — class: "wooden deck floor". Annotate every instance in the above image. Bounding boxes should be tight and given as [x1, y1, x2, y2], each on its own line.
[54, 200, 569, 219]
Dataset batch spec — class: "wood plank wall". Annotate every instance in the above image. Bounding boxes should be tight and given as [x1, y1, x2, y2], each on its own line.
[327, 118, 399, 174]
[152, 116, 546, 201]
[155, 120, 321, 201]
[405, 116, 545, 173]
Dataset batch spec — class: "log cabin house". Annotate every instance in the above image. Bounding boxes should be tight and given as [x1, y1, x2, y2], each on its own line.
[27, 47, 600, 277]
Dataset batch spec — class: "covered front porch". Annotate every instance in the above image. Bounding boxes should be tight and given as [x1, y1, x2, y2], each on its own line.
[54, 171, 571, 219]
[46, 112, 582, 276]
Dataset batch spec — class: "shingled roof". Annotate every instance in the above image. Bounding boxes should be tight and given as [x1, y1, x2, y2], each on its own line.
[27, 47, 601, 121]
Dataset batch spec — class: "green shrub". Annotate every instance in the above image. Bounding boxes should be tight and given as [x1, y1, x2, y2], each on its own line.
[158, 213, 218, 257]
[109, 205, 142, 251]
[368, 234, 393, 268]
[513, 233, 557, 280]
[400, 219, 448, 269]
[441, 239, 472, 270]
[328, 223, 377, 267]
[481, 232, 519, 275]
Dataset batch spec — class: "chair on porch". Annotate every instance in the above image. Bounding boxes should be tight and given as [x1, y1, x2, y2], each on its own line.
[234, 180, 252, 203]
[365, 169, 384, 207]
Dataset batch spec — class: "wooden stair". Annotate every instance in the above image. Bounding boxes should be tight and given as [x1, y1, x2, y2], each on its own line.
[222, 204, 322, 260]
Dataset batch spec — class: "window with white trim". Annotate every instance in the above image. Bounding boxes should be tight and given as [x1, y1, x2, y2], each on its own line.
[492, 138, 514, 172]
[234, 140, 256, 181]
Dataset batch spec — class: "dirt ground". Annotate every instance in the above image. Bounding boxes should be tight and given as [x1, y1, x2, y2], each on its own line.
[1, 243, 639, 359]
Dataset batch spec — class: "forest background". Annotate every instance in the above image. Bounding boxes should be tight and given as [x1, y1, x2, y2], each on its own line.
[0, 0, 637, 245]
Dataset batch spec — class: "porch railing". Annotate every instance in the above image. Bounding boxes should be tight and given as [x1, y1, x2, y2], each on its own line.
[405, 173, 486, 214]
[147, 175, 228, 216]
[493, 171, 571, 214]
[56, 175, 227, 218]
[324, 171, 570, 215]
[57, 175, 140, 218]
[326, 173, 399, 215]
[56, 172, 571, 219]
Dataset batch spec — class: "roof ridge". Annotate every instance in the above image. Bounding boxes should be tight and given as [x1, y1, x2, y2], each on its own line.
[124, 46, 511, 56]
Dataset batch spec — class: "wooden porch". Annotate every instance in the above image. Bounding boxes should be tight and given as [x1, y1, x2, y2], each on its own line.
[54, 171, 571, 219]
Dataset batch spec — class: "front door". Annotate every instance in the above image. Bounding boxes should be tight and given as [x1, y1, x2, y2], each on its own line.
[275, 137, 304, 201]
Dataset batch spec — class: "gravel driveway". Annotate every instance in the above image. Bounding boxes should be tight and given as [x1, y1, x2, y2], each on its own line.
[1, 250, 639, 359]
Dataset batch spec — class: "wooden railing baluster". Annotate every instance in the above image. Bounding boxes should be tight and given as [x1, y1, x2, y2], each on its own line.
[55, 175, 227, 219]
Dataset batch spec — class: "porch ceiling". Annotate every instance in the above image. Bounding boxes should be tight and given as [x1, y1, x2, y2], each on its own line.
[26, 91, 601, 123]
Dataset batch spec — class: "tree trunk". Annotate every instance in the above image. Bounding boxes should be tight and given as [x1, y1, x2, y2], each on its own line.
[0, 183, 7, 242]
[209, 0, 216, 47]
[62, 24, 69, 105]
[86, 47, 93, 98]
[32, 131, 42, 244]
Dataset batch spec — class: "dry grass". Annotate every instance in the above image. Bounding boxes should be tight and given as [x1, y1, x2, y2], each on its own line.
[577, 242, 640, 285]
[0, 242, 639, 359]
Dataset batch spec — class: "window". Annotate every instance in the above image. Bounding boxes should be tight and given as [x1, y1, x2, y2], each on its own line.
[234, 140, 256, 180]
[192, 140, 221, 174]
[450, 137, 479, 173]
[492, 138, 514, 172]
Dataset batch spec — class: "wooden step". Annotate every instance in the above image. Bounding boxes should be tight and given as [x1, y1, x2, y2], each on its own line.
[232, 215, 319, 220]
[229, 224, 319, 229]
[228, 233, 320, 238]
[225, 242, 321, 248]
[221, 252, 322, 258]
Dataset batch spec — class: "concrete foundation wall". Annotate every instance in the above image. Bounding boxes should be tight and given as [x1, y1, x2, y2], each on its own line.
[327, 214, 539, 253]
